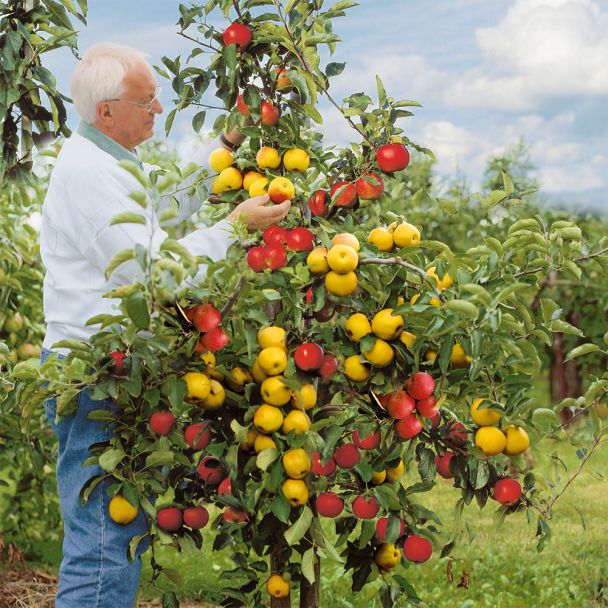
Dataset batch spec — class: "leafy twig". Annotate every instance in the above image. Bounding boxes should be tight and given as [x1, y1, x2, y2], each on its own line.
[359, 257, 443, 298]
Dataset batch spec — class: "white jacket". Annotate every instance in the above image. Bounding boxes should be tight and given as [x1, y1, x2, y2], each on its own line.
[40, 124, 234, 352]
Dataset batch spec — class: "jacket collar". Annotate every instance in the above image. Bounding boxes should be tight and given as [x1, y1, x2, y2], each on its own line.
[77, 122, 143, 169]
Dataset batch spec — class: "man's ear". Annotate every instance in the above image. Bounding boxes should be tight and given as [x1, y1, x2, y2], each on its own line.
[96, 101, 113, 124]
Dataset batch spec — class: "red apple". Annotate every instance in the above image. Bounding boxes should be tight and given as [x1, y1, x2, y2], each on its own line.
[192, 303, 221, 333]
[218, 477, 232, 497]
[294, 342, 324, 371]
[311, 451, 336, 476]
[428, 410, 441, 429]
[264, 244, 288, 270]
[376, 516, 407, 541]
[263, 225, 289, 247]
[247, 246, 267, 271]
[110, 351, 127, 376]
[352, 495, 380, 519]
[333, 443, 360, 469]
[183, 306, 197, 323]
[184, 422, 212, 450]
[201, 326, 229, 352]
[308, 189, 329, 217]
[223, 507, 248, 523]
[330, 181, 357, 208]
[236, 94, 250, 116]
[286, 227, 315, 252]
[355, 173, 384, 199]
[157, 507, 183, 532]
[376, 143, 410, 173]
[446, 421, 468, 445]
[197, 457, 225, 485]
[387, 391, 416, 419]
[352, 429, 381, 450]
[434, 452, 455, 479]
[416, 396, 438, 417]
[260, 101, 280, 126]
[405, 372, 435, 400]
[377, 393, 391, 410]
[318, 354, 339, 378]
[315, 492, 344, 517]
[222, 23, 252, 50]
[394, 414, 423, 440]
[183, 506, 209, 529]
[493, 479, 522, 506]
[403, 535, 432, 563]
[149, 411, 175, 436]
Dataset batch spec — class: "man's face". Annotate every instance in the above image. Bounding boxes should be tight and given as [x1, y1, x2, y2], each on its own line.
[102, 62, 163, 150]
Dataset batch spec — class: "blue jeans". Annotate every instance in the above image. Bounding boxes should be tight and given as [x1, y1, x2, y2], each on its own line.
[42, 348, 148, 607]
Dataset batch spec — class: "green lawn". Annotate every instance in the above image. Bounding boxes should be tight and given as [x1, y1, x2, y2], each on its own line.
[140, 435, 608, 607]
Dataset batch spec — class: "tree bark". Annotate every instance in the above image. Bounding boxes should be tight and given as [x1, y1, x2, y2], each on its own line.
[299, 552, 320, 608]
[270, 534, 291, 608]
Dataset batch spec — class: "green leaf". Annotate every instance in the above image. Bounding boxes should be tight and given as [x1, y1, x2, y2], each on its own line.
[532, 408, 559, 431]
[564, 343, 601, 362]
[160, 239, 197, 270]
[126, 291, 150, 329]
[301, 547, 316, 584]
[109, 211, 146, 226]
[192, 110, 206, 132]
[256, 447, 279, 471]
[326, 62, 345, 77]
[146, 450, 175, 467]
[443, 299, 478, 319]
[284, 505, 313, 545]
[105, 248, 135, 280]
[118, 160, 149, 189]
[99, 448, 125, 471]
[376, 75, 387, 107]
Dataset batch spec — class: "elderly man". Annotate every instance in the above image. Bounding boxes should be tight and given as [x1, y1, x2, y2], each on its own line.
[40, 43, 289, 607]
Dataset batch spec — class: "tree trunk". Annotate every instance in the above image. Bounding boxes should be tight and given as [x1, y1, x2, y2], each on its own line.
[299, 552, 320, 608]
[270, 534, 291, 608]
[552, 331, 573, 425]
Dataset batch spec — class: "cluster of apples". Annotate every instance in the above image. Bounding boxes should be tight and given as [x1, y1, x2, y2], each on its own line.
[368, 221, 421, 252]
[342, 307, 415, 382]
[307, 142, 411, 218]
[470, 398, 530, 458]
[156, 504, 210, 533]
[183, 302, 229, 353]
[378, 372, 439, 440]
[310, 433, 433, 569]
[247, 224, 315, 272]
[244, 326, 317, 454]
[307, 232, 361, 297]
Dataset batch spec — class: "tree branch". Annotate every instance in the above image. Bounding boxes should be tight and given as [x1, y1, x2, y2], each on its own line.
[359, 257, 443, 298]
[270, 0, 373, 147]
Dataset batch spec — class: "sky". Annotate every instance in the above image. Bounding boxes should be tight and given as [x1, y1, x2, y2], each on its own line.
[42, 0, 608, 209]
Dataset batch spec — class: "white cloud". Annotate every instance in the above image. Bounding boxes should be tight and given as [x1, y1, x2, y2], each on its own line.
[450, 0, 608, 109]
[539, 164, 605, 193]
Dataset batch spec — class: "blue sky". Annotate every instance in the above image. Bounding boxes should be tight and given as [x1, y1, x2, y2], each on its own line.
[43, 0, 608, 208]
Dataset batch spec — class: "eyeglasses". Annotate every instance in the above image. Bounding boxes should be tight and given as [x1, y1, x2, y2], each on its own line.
[106, 86, 161, 113]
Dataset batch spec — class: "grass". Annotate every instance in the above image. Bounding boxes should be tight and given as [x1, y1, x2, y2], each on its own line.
[139, 435, 608, 607]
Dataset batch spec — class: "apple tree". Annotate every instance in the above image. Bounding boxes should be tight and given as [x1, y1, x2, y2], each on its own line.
[10, 1, 608, 607]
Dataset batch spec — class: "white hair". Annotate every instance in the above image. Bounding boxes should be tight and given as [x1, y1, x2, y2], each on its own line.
[70, 43, 152, 124]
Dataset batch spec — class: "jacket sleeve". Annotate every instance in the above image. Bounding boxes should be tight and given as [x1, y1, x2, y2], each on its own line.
[76, 167, 236, 287]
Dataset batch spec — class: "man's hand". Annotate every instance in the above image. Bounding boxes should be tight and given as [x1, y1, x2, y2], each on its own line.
[228, 195, 291, 231]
